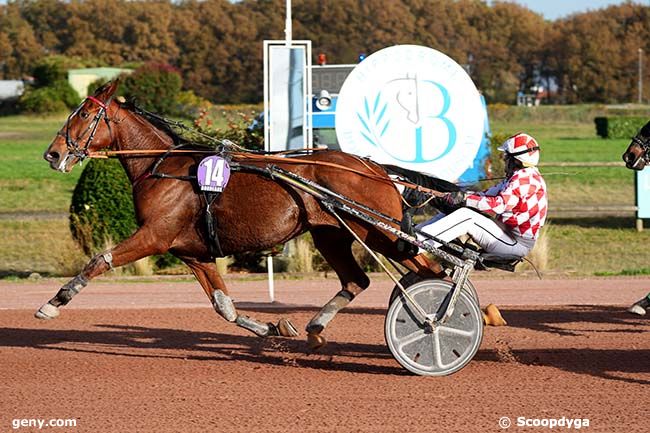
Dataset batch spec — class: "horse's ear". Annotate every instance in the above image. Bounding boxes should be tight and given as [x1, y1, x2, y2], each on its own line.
[94, 79, 120, 99]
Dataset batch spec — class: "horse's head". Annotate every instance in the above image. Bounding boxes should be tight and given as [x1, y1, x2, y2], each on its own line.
[622, 121, 650, 171]
[44, 80, 120, 172]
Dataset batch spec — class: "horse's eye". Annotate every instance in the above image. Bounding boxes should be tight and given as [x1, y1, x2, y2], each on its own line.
[80, 111, 89, 119]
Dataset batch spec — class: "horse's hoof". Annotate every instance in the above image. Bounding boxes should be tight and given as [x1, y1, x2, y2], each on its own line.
[483, 304, 507, 326]
[35, 303, 59, 320]
[277, 318, 299, 337]
[307, 332, 327, 350]
[628, 304, 647, 316]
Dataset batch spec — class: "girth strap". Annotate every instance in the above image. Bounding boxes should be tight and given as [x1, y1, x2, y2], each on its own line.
[204, 191, 225, 258]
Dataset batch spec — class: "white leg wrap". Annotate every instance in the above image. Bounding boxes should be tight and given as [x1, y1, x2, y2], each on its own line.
[212, 290, 237, 322]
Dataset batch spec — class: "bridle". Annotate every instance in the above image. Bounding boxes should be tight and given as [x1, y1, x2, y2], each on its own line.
[627, 134, 650, 169]
[59, 94, 116, 163]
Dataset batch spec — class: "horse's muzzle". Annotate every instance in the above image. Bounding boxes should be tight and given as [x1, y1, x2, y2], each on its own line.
[622, 152, 643, 170]
[44, 150, 59, 163]
[44, 150, 62, 171]
[44, 149, 75, 172]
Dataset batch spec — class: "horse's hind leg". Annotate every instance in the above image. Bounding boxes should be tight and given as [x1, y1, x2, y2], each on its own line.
[307, 227, 370, 349]
[35, 226, 168, 319]
[183, 258, 298, 338]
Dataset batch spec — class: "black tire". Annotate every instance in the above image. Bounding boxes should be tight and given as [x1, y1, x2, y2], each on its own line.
[389, 271, 479, 305]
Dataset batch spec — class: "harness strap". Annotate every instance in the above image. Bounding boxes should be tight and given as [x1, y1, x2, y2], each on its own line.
[86, 95, 107, 110]
[203, 192, 224, 258]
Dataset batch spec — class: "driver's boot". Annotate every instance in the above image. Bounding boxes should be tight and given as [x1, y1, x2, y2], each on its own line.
[483, 303, 507, 326]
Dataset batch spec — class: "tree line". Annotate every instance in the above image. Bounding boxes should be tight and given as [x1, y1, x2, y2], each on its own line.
[0, 0, 648, 104]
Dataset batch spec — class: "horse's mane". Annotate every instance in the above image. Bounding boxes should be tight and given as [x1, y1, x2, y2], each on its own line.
[125, 101, 214, 150]
[641, 121, 650, 137]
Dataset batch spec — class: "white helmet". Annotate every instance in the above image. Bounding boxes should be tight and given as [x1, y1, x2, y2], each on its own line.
[497, 133, 540, 166]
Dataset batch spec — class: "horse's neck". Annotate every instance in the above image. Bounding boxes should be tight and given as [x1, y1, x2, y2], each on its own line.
[114, 112, 174, 184]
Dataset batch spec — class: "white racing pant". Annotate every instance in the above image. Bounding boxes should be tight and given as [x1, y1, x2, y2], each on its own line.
[416, 207, 535, 258]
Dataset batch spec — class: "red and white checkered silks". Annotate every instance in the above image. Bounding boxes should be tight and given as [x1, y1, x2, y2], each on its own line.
[465, 167, 547, 239]
[498, 133, 540, 166]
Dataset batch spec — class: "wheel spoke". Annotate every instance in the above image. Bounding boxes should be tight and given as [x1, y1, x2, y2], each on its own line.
[438, 325, 476, 339]
[396, 328, 426, 349]
[432, 329, 443, 368]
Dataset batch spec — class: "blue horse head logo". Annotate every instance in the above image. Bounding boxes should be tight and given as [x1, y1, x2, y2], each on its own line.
[356, 75, 457, 163]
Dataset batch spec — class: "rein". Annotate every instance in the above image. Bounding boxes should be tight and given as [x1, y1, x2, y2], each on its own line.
[87, 147, 446, 198]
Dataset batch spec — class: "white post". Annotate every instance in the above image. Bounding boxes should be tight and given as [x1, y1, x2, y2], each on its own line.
[267, 255, 275, 302]
[266, 0, 292, 303]
[285, 0, 292, 46]
[639, 48, 643, 104]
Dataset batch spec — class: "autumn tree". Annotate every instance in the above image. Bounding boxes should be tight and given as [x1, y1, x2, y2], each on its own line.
[552, 3, 650, 103]
[0, 3, 43, 79]
[0, 0, 648, 104]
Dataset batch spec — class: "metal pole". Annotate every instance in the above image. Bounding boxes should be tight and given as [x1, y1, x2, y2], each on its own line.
[639, 48, 643, 104]
[285, 0, 292, 46]
[267, 256, 275, 302]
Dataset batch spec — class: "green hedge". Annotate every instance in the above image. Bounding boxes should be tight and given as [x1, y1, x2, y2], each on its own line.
[18, 80, 81, 114]
[69, 159, 137, 255]
[121, 62, 182, 115]
[594, 116, 648, 139]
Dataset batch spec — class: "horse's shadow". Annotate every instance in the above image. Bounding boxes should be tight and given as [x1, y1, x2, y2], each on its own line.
[475, 305, 650, 385]
[1, 306, 648, 382]
[0, 311, 406, 376]
[501, 305, 648, 336]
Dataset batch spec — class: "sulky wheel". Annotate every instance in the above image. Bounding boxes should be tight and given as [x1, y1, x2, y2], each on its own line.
[389, 271, 479, 306]
[385, 279, 483, 377]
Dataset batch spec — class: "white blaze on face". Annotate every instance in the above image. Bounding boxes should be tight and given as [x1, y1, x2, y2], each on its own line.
[335, 45, 485, 181]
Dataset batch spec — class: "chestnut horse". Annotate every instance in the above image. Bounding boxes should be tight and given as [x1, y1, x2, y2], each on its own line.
[39, 81, 442, 348]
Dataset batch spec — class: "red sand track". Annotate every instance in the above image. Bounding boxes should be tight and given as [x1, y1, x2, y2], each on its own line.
[1, 275, 649, 433]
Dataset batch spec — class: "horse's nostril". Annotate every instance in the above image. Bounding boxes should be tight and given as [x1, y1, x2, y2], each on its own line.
[45, 151, 60, 163]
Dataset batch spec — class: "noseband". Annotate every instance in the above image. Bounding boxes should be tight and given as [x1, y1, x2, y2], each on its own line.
[61, 95, 115, 162]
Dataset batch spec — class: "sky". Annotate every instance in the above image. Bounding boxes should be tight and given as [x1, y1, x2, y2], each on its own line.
[490, 0, 647, 20]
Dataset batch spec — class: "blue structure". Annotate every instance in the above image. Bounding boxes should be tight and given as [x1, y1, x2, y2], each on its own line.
[457, 94, 491, 184]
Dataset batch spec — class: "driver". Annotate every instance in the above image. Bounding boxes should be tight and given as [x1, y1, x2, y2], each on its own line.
[417, 132, 548, 259]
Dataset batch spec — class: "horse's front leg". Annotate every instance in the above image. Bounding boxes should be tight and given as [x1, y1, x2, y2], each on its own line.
[183, 258, 298, 338]
[35, 227, 168, 319]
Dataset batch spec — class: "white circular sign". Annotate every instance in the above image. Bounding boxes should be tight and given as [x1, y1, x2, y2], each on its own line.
[335, 45, 485, 181]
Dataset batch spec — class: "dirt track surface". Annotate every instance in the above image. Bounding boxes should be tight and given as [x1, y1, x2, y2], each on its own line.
[1, 275, 649, 433]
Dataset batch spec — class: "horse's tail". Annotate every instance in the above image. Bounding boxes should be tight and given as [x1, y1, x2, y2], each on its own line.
[383, 164, 460, 193]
